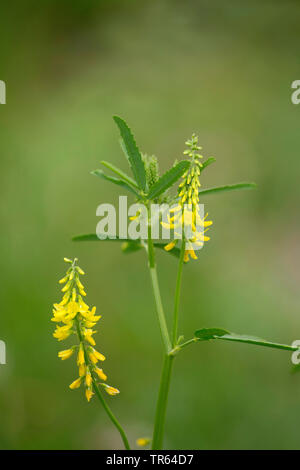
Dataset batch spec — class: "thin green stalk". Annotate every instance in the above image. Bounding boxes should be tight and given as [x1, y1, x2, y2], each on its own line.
[172, 240, 186, 346]
[149, 267, 172, 352]
[152, 354, 174, 449]
[151, 241, 186, 450]
[92, 382, 131, 450]
[75, 317, 131, 450]
[147, 211, 171, 353]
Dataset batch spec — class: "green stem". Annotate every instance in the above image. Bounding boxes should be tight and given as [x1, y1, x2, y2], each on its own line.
[75, 317, 130, 450]
[152, 354, 174, 449]
[172, 240, 186, 347]
[149, 267, 172, 352]
[147, 209, 171, 353]
[92, 382, 131, 450]
[151, 241, 186, 450]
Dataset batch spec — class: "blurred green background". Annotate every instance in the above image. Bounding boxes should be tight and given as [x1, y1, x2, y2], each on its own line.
[1, 0, 300, 450]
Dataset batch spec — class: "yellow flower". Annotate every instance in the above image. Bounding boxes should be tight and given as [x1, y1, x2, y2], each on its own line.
[85, 372, 92, 387]
[53, 324, 73, 341]
[85, 389, 94, 402]
[104, 385, 120, 396]
[58, 349, 74, 360]
[79, 364, 86, 377]
[59, 292, 70, 306]
[77, 346, 85, 366]
[136, 437, 151, 447]
[61, 280, 72, 293]
[59, 275, 69, 284]
[89, 348, 106, 363]
[95, 367, 107, 381]
[69, 378, 82, 389]
[164, 240, 177, 251]
[84, 329, 96, 346]
[52, 258, 119, 402]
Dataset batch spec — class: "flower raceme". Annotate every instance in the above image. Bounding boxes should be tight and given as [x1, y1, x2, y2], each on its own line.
[162, 134, 213, 262]
[52, 257, 120, 402]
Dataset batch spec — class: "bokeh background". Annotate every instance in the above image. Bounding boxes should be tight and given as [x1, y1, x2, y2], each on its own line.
[1, 0, 300, 450]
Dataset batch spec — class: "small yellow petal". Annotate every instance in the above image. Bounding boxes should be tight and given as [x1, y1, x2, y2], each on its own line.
[69, 377, 81, 389]
[79, 364, 86, 377]
[85, 373, 92, 387]
[105, 385, 120, 396]
[93, 349, 106, 361]
[164, 240, 176, 252]
[85, 389, 94, 402]
[95, 367, 107, 381]
[136, 438, 151, 447]
[77, 346, 85, 365]
[58, 349, 74, 360]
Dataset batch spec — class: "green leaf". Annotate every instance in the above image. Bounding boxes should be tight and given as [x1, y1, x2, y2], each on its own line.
[198, 182, 257, 197]
[200, 157, 216, 172]
[72, 234, 130, 243]
[194, 328, 230, 340]
[72, 234, 181, 259]
[194, 328, 297, 352]
[100, 161, 139, 189]
[147, 160, 190, 200]
[113, 116, 146, 191]
[121, 240, 143, 254]
[91, 169, 139, 196]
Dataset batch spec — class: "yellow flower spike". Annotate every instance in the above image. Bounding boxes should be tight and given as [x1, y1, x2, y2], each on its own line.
[53, 258, 119, 408]
[63, 258, 72, 263]
[85, 389, 94, 402]
[69, 378, 82, 390]
[58, 348, 74, 360]
[161, 135, 213, 261]
[95, 367, 107, 381]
